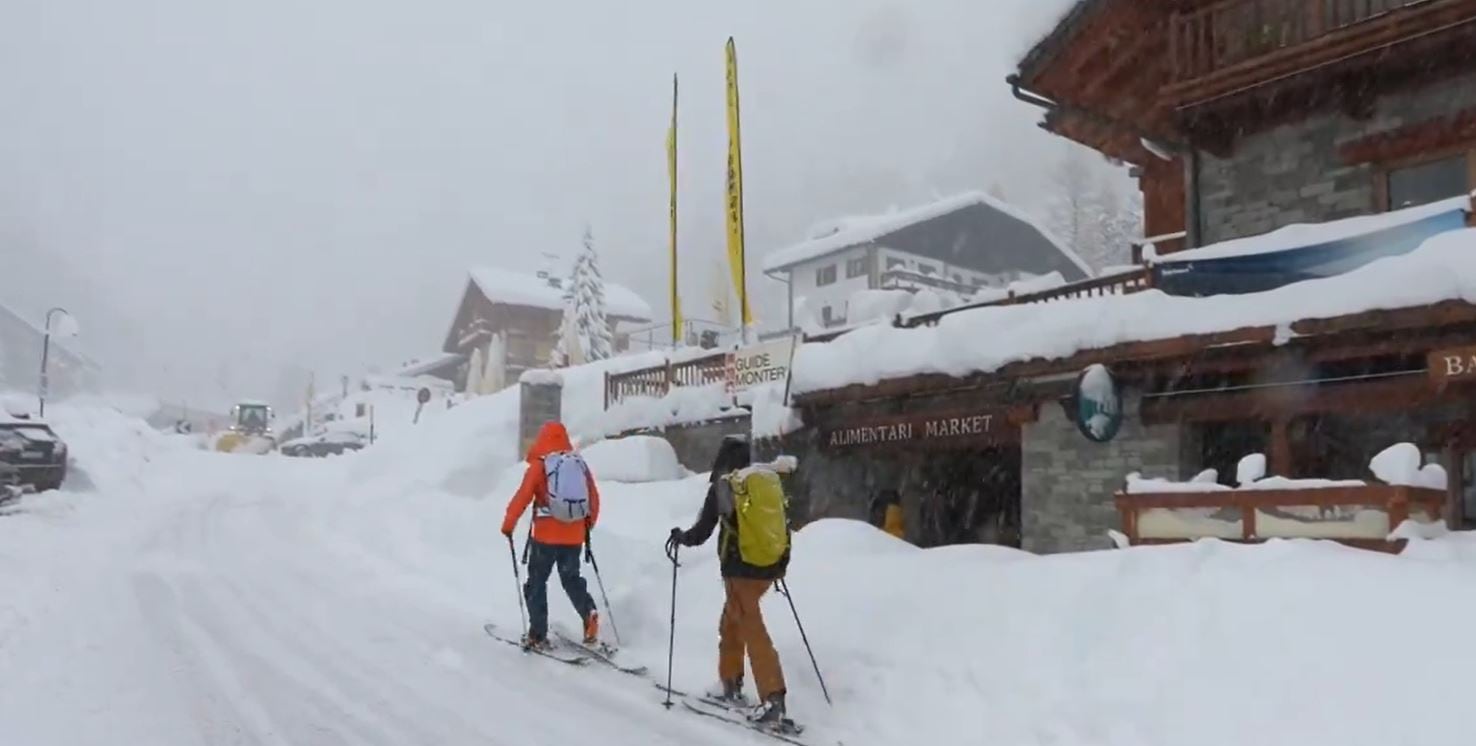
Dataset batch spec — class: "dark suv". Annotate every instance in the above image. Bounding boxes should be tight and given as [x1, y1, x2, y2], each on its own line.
[0, 417, 68, 492]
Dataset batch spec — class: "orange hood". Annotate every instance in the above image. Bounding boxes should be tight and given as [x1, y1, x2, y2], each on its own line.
[527, 421, 573, 462]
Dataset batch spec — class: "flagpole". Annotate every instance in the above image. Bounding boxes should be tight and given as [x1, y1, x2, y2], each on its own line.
[669, 73, 681, 346]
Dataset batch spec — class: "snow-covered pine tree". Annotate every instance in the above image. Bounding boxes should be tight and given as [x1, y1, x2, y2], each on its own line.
[570, 226, 613, 362]
[547, 227, 617, 366]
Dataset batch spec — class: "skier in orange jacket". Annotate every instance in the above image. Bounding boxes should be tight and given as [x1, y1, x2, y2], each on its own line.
[502, 421, 601, 648]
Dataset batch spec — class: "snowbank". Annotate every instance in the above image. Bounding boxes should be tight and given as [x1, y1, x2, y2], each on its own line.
[580, 436, 686, 483]
[792, 227, 1476, 395]
[590, 384, 742, 438]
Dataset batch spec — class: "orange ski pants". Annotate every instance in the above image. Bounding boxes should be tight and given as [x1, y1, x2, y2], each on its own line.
[718, 578, 787, 700]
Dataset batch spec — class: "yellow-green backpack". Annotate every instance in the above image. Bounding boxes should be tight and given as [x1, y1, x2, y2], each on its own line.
[722, 467, 790, 567]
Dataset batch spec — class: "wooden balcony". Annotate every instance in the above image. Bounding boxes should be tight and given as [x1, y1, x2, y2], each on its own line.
[1169, 0, 1476, 108]
[1114, 484, 1446, 552]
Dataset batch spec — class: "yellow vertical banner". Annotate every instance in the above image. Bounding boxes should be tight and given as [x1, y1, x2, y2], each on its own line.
[667, 74, 682, 345]
[724, 37, 752, 334]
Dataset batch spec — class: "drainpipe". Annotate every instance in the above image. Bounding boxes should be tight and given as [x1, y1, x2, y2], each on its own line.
[764, 268, 794, 336]
[1186, 149, 1204, 249]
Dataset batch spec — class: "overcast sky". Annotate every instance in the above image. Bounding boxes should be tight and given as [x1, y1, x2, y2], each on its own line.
[0, 0, 1120, 410]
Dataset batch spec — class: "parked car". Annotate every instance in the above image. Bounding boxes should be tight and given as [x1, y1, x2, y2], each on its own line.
[280, 430, 367, 458]
[0, 414, 68, 491]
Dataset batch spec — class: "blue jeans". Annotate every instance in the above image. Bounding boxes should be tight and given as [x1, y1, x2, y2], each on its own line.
[524, 541, 596, 640]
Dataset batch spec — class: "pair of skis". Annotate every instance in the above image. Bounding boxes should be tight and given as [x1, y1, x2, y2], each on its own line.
[485, 623, 816, 745]
[482, 623, 647, 675]
[664, 687, 808, 746]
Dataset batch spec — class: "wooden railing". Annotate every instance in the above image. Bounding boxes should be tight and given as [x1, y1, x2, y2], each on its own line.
[1114, 485, 1445, 552]
[905, 267, 1155, 327]
[1173, 0, 1436, 84]
[604, 352, 729, 408]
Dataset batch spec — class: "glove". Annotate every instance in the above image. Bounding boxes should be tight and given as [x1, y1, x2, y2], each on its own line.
[664, 527, 684, 556]
[502, 525, 514, 539]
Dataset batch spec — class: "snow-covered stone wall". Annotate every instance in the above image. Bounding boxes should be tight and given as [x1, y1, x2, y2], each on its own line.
[1198, 72, 1476, 245]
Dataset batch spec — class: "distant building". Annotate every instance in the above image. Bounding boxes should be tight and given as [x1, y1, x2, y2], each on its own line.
[0, 301, 97, 400]
[442, 267, 653, 391]
[761, 191, 1092, 330]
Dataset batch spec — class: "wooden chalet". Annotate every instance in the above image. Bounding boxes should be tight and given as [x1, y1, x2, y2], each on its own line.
[1013, 0, 1476, 252]
[444, 267, 653, 392]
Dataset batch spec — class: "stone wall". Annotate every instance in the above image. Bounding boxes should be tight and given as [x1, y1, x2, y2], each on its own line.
[518, 378, 562, 459]
[1198, 72, 1476, 245]
[1021, 390, 1187, 554]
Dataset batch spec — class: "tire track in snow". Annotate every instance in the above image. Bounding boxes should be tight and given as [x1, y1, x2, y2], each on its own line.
[131, 571, 279, 746]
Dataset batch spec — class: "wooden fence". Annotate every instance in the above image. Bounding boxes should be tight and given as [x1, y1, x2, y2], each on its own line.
[604, 352, 730, 408]
[1114, 484, 1446, 552]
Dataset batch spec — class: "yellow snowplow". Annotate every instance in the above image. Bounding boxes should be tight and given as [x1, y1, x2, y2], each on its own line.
[212, 401, 278, 454]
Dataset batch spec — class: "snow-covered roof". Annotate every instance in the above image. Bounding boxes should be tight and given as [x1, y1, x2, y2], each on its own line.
[392, 352, 466, 379]
[760, 191, 1092, 278]
[791, 226, 1476, 396]
[1162, 194, 1472, 263]
[469, 267, 653, 322]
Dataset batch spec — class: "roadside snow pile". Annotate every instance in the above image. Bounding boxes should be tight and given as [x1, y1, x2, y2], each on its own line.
[42, 399, 188, 494]
[792, 227, 1476, 395]
[615, 499, 1476, 746]
[580, 436, 686, 483]
[345, 386, 519, 498]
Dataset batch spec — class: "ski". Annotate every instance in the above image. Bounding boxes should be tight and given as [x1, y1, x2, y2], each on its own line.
[483, 623, 589, 666]
[679, 700, 808, 746]
[653, 682, 690, 699]
[553, 631, 649, 676]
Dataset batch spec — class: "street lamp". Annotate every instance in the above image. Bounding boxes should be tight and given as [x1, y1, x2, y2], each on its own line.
[38, 307, 78, 417]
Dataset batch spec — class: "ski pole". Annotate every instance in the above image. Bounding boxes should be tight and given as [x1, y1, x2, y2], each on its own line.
[663, 538, 681, 709]
[584, 535, 622, 646]
[777, 578, 832, 706]
[507, 535, 527, 634]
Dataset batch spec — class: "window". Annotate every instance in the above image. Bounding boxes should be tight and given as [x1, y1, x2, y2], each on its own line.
[820, 306, 835, 326]
[886, 257, 907, 270]
[1387, 154, 1469, 210]
[845, 256, 870, 279]
[815, 264, 838, 286]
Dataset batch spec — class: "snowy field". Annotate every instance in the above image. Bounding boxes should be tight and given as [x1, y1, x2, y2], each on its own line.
[5, 394, 1476, 745]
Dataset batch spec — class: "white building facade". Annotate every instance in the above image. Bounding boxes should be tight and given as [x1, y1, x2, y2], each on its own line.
[763, 192, 1093, 331]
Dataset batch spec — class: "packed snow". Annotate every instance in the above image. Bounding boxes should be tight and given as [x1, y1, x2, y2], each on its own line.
[7, 395, 1476, 745]
[791, 226, 1476, 395]
[580, 436, 687, 483]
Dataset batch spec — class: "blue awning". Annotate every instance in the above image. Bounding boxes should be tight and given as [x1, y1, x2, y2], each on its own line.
[1153, 200, 1470, 297]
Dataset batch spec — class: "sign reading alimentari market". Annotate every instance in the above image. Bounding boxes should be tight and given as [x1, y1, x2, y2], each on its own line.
[822, 410, 1019, 450]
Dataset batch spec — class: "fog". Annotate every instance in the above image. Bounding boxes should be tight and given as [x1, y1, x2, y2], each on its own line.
[0, 0, 1114, 411]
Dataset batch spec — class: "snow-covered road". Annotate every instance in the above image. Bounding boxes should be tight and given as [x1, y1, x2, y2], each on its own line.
[0, 435, 746, 746]
[11, 398, 1476, 746]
